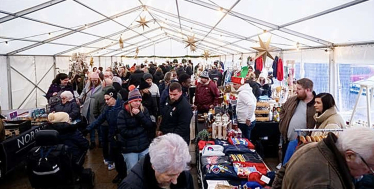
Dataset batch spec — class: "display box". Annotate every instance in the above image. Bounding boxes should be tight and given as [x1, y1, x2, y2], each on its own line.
[3, 120, 32, 134]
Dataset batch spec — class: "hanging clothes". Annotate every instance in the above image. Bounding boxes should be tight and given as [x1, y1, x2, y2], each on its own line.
[277, 58, 284, 81]
[255, 57, 263, 72]
[272, 56, 278, 79]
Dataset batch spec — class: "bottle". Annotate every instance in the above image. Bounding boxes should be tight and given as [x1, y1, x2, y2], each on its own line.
[217, 122, 223, 139]
[222, 122, 228, 140]
[269, 108, 273, 121]
[212, 122, 217, 139]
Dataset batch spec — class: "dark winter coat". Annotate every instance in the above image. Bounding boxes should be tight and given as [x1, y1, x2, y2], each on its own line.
[129, 70, 145, 87]
[148, 65, 156, 75]
[117, 106, 153, 153]
[259, 83, 272, 97]
[50, 100, 80, 121]
[46, 83, 74, 100]
[87, 99, 123, 139]
[208, 68, 223, 86]
[153, 71, 164, 86]
[160, 95, 192, 144]
[158, 80, 167, 95]
[118, 154, 194, 189]
[194, 80, 220, 113]
[176, 67, 186, 77]
[186, 65, 193, 76]
[141, 92, 157, 118]
[159, 81, 189, 115]
[45, 122, 89, 161]
[272, 133, 354, 189]
[245, 80, 261, 100]
[113, 82, 129, 101]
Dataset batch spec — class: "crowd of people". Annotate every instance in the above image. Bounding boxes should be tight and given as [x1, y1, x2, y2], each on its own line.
[42, 60, 374, 188]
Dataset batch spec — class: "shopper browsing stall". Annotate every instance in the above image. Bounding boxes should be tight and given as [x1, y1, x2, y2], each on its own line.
[273, 127, 374, 189]
[232, 76, 257, 140]
[195, 71, 220, 113]
[118, 133, 194, 189]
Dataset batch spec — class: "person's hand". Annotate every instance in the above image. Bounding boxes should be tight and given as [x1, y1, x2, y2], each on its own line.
[52, 92, 58, 96]
[156, 131, 163, 137]
[132, 108, 140, 115]
[209, 105, 214, 109]
[246, 119, 251, 126]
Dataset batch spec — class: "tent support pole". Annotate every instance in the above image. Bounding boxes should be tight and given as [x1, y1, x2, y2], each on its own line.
[53, 56, 56, 76]
[6, 56, 12, 109]
[329, 48, 337, 99]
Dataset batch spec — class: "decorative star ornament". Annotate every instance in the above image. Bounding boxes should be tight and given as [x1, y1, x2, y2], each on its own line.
[119, 36, 124, 49]
[190, 45, 196, 52]
[184, 35, 198, 49]
[136, 16, 149, 30]
[203, 50, 210, 60]
[251, 35, 276, 63]
[134, 47, 139, 59]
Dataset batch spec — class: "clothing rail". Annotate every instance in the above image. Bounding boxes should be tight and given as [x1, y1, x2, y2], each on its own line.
[294, 128, 344, 136]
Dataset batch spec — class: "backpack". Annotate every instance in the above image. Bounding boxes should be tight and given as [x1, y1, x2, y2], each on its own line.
[48, 91, 63, 107]
[27, 144, 74, 188]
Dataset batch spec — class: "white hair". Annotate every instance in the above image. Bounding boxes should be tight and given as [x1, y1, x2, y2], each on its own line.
[336, 127, 374, 160]
[149, 133, 191, 173]
[60, 91, 74, 101]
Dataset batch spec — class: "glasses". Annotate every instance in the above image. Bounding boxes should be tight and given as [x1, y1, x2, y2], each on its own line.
[104, 97, 112, 101]
[357, 153, 374, 174]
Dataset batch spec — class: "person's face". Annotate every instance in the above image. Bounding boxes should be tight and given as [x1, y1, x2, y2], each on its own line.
[104, 73, 112, 80]
[154, 169, 182, 187]
[60, 78, 69, 86]
[169, 89, 182, 103]
[104, 95, 116, 106]
[296, 84, 307, 100]
[61, 95, 68, 104]
[314, 98, 323, 113]
[200, 77, 208, 84]
[130, 99, 142, 109]
[259, 77, 265, 85]
[182, 78, 191, 88]
[345, 150, 374, 178]
[146, 78, 153, 86]
[233, 83, 241, 90]
[91, 78, 99, 86]
[93, 67, 97, 72]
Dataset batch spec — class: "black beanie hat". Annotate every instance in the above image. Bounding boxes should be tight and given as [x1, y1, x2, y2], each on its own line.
[138, 79, 151, 90]
[104, 88, 117, 99]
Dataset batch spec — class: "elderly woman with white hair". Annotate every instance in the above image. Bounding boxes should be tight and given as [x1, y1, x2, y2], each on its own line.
[50, 91, 80, 121]
[118, 133, 194, 189]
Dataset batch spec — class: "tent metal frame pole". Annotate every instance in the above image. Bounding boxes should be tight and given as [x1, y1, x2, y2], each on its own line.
[90, 27, 162, 55]
[147, 6, 256, 43]
[164, 28, 239, 54]
[73, 0, 153, 41]
[175, 0, 182, 32]
[6, 56, 12, 109]
[111, 36, 170, 57]
[120, 38, 170, 57]
[53, 55, 57, 76]
[54, 24, 144, 55]
[328, 48, 337, 99]
[137, 1, 169, 38]
[166, 35, 229, 55]
[0, 0, 66, 24]
[0, 36, 117, 50]
[102, 33, 165, 56]
[150, 14, 252, 52]
[198, 0, 240, 45]
[4, 6, 142, 55]
[184, 0, 332, 46]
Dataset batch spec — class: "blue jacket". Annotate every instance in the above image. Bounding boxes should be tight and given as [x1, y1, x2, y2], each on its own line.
[87, 99, 123, 137]
[117, 106, 153, 153]
[50, 100, 80, 121]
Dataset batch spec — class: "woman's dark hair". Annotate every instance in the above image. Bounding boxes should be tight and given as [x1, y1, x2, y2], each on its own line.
[315, 93, 336, 113]
[52, 73, 68, 84]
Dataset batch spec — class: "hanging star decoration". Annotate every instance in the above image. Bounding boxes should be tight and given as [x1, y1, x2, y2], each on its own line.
[134, 47, 139, 59]
[203, 50, 210, 60]
[119, 36, 124, 49]
[136, 16, 149, 30]
[184, 35, 198, 51]
[90, 56, 94, 67]
[190, 46, 196, 52]
[251, 35, 276, 64]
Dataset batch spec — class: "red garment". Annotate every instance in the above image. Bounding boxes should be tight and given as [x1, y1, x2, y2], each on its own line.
[198, 140, 215, 150]
[248, 172, 267, 186]
[277, 58, 284, 81]
[195, 80, 220, 112]
[255, 57, 263, 72]
[228, 137, 255, 149]
[240, 162, 268, 175]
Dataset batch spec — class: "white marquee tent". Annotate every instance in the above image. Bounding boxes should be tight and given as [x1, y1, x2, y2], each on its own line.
[1, 0, 374, 122]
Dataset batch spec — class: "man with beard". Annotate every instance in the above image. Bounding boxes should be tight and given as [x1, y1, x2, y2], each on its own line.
[158, 82, 193, 144]
[279, 78, 316, 162]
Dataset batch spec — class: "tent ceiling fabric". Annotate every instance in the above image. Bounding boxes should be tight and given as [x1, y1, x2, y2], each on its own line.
[0, 0, 373, 56]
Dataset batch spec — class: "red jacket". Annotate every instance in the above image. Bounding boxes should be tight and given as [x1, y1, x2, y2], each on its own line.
[195, 80, 220, 112]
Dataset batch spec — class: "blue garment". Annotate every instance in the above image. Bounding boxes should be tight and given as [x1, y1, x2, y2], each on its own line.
[283, 139, 298, 165]
[122, 148, 148, 174]
[238, 120, 256, 140]
[272, 56, 278, 79]
[224, 145, 253, 155]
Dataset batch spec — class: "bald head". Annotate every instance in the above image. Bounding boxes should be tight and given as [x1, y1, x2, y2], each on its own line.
[102, 78, 113, 87]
